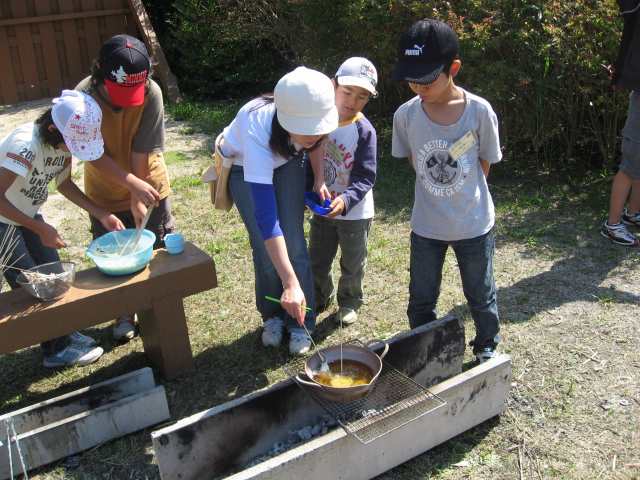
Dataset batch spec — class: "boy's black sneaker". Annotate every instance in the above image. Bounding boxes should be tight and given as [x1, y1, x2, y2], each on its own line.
[600, 221, 640, 247]
[622, 208, 640, 228]
[470, 339, 498, 364]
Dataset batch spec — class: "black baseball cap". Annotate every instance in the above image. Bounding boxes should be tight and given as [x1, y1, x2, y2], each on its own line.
[392, 19, 459, 84]
[99, 34, 150, 107]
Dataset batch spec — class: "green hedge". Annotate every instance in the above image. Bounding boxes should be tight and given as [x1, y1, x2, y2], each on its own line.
[145, 0, 630, 176]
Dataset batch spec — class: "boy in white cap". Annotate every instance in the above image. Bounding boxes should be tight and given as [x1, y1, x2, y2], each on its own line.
[220, 66, 338, 354]
[0, 90, 124, 368]
[308, 57, 378, 326]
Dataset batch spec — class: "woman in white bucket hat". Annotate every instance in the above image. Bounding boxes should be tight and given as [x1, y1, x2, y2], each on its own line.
[219, 67, 338, 355]
[0, 90, 125, 368]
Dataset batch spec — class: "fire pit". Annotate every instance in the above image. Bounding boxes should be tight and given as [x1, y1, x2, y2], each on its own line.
[151, 315, 512, 480]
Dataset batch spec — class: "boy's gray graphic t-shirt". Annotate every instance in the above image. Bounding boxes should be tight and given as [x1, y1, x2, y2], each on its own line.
[392, 89, 502, 241]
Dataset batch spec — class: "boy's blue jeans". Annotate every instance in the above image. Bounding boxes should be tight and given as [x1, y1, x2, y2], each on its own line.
[408, 229, 499, 348]
[229, 159, 315, 333]
[309, 215, 372, 312]
[0, 217, 70, 356]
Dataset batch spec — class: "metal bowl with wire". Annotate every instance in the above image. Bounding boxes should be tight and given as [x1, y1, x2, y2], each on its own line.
[16, 261, 76, 301]
[295, 341, 389, 403]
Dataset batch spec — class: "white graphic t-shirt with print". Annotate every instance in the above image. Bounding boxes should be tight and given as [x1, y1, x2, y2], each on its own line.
[323, 115, 375, 221]
[392, 88, 502, 241]
[0, 122, 71, 225]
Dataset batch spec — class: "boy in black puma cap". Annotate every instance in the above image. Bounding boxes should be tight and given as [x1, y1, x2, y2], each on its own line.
[391, 19, 503, 362]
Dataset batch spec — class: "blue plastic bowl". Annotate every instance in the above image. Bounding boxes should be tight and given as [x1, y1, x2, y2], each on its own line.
[86, 229, 156, 276]
[304, 192, 332, 216]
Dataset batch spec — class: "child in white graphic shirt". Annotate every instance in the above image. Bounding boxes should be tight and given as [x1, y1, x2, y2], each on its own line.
[0, 90, 124, 368]
[309, 57, 378, 326]
[391, 20, 502, 362]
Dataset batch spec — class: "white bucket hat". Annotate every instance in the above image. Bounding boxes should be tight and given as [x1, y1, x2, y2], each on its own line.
[335, 57, 378, 96]
[274, 67, 338, 136]
[51, 90, 104, 161]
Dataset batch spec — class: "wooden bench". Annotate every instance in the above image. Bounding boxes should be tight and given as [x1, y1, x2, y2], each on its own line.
[0, 242, 217, 379]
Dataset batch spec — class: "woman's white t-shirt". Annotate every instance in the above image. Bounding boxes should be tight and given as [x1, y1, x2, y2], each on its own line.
[222, 99, 288, 184]
[0, 122, 71, 225]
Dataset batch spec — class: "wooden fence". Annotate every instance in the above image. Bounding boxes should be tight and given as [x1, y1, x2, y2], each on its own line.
[0, 0, 139, 105]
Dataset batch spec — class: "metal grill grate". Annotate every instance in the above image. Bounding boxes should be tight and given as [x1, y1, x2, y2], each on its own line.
[283, 340, 446, 444]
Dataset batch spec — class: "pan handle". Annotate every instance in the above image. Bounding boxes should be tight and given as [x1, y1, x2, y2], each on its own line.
[366, 340, 389, 360]
[295, 374, 324, 389]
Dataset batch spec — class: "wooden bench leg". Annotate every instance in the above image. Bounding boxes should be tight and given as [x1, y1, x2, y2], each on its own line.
[138, 296, 194, 380]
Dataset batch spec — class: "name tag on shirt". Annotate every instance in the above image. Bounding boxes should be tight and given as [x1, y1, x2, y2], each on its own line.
[448, 130, 477, 160]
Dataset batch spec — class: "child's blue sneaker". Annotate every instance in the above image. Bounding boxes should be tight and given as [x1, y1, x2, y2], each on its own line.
[69, 331, 97, 347]
[43, 344, 104, 368]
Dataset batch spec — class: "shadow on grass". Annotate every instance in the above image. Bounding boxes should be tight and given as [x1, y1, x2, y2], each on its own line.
[164, 327, 293, 419]
[498, 250, 639, 324]
[492, 173, 639, 323]
[0, 341, 150, 415]
[375, 417, 501, 479]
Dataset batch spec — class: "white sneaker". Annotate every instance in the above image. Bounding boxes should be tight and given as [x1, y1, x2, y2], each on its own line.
[113, 315, 136, 341]
[600, 221, 639, 247]
[43, 344, 104, 368]
[289, 331, 311, 355]
[336, 307, 358, 326]
[69, 331, 97, 347]
[475, 346, 498, 363]
[262, 317, 284, 347]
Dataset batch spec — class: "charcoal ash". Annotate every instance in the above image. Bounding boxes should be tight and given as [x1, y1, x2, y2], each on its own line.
[245, 415, 337, 467]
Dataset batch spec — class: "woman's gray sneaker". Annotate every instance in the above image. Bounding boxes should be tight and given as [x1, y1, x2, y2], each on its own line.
[262, 317, 284, 347]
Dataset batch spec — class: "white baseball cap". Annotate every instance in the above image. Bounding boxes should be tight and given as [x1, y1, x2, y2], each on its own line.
[274, 67, 338, 136]
[335, 57, 378, 96]
[51, 90, 104, 161]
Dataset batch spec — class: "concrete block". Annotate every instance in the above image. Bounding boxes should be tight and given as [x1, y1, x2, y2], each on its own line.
[0, 367, 156, 434]
[0, 368, 170, 480]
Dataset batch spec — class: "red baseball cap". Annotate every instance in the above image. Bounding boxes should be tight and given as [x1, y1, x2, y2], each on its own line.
[99, 35, 150, 107]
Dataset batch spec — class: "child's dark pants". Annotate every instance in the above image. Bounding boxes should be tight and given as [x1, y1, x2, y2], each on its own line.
[0, 217, 70, 356]
[407, 229, 499, 348]
[309, 215, 372, 312]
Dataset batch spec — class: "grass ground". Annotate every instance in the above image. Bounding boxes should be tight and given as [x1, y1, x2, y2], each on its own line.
[0, 100, 638, 479]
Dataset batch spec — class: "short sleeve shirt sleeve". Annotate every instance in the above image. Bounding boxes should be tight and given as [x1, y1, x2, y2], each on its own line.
[132, 80, 165, 153]
[243, 116, 277, 184]
[477, 103, 502, 164]
[392, 102, 411, 158]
